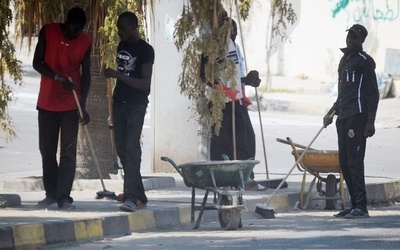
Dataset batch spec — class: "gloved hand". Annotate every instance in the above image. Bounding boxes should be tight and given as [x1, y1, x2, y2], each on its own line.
[364, 120, 375, 137]
[246, 70, 261, 87]
[55, 74, 76, 91]
[79, 109, 90, 125]
[323, 112, 334, 128]
[215, 84, 239, 100]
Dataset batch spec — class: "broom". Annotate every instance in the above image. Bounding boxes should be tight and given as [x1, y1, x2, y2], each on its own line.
[255, 111, 335, 218]
[106, 78, 121, 171]
[72, 88, 117, 200]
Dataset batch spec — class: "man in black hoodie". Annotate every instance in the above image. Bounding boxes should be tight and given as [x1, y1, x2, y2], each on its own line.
[324, 24, 379, 219]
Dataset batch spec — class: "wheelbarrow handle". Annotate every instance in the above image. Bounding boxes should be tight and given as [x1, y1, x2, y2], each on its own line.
[160, 156, 184, 178]
[276, 138, 315, 150]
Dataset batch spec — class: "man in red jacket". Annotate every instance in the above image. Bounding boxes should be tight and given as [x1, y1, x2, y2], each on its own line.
[32, 7, 92, 210]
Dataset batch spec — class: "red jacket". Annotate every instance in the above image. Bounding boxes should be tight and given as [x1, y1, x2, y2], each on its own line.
[37, 23, 92, 111]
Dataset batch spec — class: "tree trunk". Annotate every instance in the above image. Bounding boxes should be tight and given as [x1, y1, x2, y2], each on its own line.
[73, 1, 116, 179]
[75, 48, 115, 179]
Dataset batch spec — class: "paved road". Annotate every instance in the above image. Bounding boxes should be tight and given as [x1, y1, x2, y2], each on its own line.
[1, 57, 400, 184]
[51, 203, 400, 249]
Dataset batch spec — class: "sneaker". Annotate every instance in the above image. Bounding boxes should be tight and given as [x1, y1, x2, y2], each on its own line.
[344, 208, 370, 219]
[58, 200, 76, 210]
[136, 200, 147, 209]
[334, 208, 353, 218]
[120, 200, 137, 212]
[37, 197, 56, 207]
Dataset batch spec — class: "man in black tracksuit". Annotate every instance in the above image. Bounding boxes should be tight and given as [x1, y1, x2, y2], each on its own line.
[324, 24, 379, 219]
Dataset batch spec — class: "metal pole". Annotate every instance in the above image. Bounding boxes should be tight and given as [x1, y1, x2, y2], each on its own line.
[232, 100, 237, 160]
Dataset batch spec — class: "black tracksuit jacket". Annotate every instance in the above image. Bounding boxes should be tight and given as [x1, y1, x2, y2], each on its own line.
[333, 46, 379, 120]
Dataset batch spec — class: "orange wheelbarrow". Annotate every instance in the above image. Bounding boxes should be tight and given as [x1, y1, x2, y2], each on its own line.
[277, 138, 345, 210]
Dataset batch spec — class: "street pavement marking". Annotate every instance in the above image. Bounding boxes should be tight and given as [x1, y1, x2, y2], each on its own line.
[128, 210, 156, 231]
[74, 218, 103, 241]
[178, 205, 191, 225]
[13, 224, 45, 248]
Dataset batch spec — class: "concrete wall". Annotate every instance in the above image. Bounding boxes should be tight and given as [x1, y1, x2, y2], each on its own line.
[238, 0, 400, 83]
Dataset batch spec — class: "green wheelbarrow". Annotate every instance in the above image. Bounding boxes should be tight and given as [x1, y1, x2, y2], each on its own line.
[161, 156, 259, 230]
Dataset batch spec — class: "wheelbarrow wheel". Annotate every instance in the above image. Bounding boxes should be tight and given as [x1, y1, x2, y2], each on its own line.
[218, 195, 241, 230]
[325, 174, 337, 210]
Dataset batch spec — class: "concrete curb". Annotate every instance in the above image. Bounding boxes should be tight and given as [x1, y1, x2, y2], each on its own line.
[0, 176, 175, 192]
[246, 180, 400, 214]
[1, 180, 400, 249]
[0, 206, 192, 249]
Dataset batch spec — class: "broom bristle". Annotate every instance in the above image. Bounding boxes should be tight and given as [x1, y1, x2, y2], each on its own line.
[255, 204, 276, 219]
[96, 190, 118, 200]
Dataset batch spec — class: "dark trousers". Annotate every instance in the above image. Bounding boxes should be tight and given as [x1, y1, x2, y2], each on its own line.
[336, 113, 368, 212]
[113, 103, 148, 204]
[210, 101, 256, 161]
[38, 109, 79, 203]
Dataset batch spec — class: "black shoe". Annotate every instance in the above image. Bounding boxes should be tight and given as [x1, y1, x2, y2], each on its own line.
[58, 200, 76, 210]
[37, 197, 56, 207]
[334, 208, 353, 218]
[344, 208, 370, 219]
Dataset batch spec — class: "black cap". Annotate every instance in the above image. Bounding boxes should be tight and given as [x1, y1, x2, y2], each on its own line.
[346, 24, 368, 39]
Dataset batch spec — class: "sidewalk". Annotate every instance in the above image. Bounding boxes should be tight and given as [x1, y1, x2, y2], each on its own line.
[1, 76, 400, 249]
[1, 172, 400, 249]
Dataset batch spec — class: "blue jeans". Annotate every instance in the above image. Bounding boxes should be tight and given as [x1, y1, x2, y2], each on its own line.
[38, 109, 79, 204]
[113, 102, 148, 204]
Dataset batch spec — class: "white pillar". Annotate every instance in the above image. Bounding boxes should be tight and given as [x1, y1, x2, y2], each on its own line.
[148, 0, 207, 173]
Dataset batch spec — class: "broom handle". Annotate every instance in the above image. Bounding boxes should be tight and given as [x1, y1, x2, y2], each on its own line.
[235, 1, 269, 177]
[255, 88, 269, 178]
[72, 89, 107, 191]
[232, 100, 237, 160]
[106, 78, 114, 126]
[265, 125, 325, 204]
[106, 78, 117, 156]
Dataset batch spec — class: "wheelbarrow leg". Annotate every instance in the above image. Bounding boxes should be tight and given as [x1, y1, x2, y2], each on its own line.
[300, 175, 317, 209]
[191, 187, 209, 229]
[300, 170, 307, 208]
[190, 187, 196, 228]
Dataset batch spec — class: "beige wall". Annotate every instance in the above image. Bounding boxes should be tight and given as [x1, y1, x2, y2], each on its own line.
[238, 0, 400, 82]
